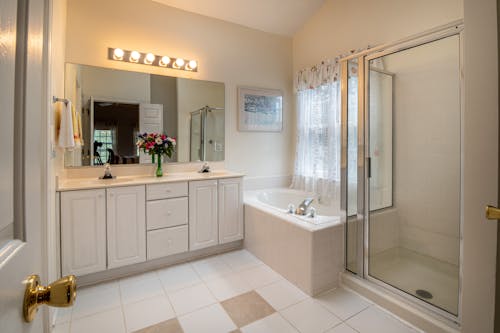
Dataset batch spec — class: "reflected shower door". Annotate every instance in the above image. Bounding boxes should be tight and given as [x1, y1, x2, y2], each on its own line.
[367, 35, 461, 315]
[190, 111, 202, 161]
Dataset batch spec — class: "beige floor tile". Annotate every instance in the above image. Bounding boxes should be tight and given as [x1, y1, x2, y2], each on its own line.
[221, 291, 275, 328]
[132, 318, 184, 333]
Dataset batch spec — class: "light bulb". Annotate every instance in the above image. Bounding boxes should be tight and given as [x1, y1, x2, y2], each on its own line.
[174, 58, 185, 68]
[159, 56, 170, 67]
[130, 51, 141, 63]
[187, 60, 198, 70]
[144, 53, 155, 65]
[113, 48, 124, 60]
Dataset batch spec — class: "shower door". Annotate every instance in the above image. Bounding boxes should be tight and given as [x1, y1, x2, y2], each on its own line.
[343, 24, 463, 320]
[366, 32, 462, 317]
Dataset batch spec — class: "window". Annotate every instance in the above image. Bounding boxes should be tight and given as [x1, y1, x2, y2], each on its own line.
[93, 129, 115, 164]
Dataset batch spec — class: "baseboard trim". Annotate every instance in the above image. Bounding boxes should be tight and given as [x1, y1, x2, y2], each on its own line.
[77, 241, 243, 287]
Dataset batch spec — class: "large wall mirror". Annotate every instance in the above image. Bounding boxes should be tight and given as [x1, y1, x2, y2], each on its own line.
[64, 63, 225, 167]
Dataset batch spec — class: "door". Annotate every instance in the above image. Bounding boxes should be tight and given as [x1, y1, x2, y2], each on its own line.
[218, 178, 243, 244]
[107, 185, 146, 268]
[0, 0, 49, 331]
[60, 190, 106, 276]
[139, 103, 163, 164]
[365, 34, 461, 317]
[189, 180, 218, 250]
[342, 18, 499, 330]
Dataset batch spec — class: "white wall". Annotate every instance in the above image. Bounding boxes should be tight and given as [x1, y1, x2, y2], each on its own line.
[293, 0, 463, 71]
[65, 0, 294, 184]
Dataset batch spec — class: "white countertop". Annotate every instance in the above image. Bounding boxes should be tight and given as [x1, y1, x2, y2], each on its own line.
[57, 170, 244, 191]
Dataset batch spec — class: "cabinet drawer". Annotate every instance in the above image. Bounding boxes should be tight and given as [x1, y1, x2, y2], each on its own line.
[146, 182, 188, 200]
[147, 197, 188, 230]
[147, 225, 188, 260]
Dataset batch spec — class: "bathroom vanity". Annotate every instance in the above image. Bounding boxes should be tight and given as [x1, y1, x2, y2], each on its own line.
[57, 171, 243, 283]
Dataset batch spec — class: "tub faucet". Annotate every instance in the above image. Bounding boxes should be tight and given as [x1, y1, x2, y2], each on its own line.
[295, 198, 314, 215]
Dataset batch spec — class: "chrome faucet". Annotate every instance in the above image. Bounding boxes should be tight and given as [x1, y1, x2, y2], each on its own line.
[198, 162, 211, 173]
[295, 198, 314, 215]
[101, 163, 114, 179]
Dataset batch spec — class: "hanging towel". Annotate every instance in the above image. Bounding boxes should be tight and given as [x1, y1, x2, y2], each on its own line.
[58, 101, 75, 148]
[71, 104, 84, 147]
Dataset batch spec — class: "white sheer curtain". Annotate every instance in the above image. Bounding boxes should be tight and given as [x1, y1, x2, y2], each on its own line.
[291, 59, 341, 203]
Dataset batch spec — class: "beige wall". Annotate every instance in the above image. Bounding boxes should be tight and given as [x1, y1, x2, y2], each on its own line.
[293, 0, 463, 71]
[65, 0, 294, 182]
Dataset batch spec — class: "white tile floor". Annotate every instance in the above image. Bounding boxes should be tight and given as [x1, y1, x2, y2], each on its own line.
[53, 249, 423, 333]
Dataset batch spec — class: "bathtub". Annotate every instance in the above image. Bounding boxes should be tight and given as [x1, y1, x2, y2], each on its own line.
[254, 188, 340, 226]
[244, 188, 345, 296]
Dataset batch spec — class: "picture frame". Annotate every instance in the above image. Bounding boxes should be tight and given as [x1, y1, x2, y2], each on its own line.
[238, 86, 283, 132]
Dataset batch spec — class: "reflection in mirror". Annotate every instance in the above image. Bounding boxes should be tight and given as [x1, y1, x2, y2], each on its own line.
[64, 63, 225, 167]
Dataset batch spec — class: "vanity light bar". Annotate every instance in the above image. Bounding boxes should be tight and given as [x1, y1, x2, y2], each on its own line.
[108, 48, 198, 72]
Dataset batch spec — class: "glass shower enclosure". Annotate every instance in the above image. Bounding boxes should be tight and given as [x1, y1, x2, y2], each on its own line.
[190, 105, 225, 161]
[341, 24, 463, 319]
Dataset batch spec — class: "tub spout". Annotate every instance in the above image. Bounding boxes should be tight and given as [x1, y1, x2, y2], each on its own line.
[295, 197, 314, 215]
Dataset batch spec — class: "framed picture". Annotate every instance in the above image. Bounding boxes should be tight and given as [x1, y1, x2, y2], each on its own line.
[238, 86, 283, 132]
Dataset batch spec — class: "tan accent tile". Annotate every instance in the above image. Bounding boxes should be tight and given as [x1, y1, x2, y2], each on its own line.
[133, 318, 183, 333]
[221, 290, 275, 328]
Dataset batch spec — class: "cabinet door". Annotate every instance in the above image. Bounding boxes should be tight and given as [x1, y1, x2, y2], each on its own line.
[189, 180, 218, 250]
[218, 178, 244, 244]
[61, 189, 106, 276]
[107, 185, 146, 269]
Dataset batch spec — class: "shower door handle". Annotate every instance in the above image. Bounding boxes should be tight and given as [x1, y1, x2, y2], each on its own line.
[485, 205, 500, 220]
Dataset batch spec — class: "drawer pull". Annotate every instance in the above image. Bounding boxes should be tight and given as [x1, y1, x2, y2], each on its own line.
[167, 211, 172, 215]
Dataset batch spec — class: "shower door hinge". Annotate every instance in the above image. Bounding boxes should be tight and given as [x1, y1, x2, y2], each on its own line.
[367, 157, 371, 178]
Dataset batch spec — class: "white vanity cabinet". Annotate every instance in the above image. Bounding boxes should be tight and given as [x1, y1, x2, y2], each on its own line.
[60, 189, 106, 276]
[218, 177, 243, 244]
[58, 174, 244, 279]
[189, 180, 219, 250]
[146, 182, 189, 260]
[106, 185, 146, 269]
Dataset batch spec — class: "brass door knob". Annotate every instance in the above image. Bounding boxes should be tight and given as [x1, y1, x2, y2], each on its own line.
[486, 205, 500, 220]
[23, 274, 77, 322]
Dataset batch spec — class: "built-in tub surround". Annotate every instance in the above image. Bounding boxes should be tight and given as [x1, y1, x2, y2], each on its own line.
[244, 189, 344, 296]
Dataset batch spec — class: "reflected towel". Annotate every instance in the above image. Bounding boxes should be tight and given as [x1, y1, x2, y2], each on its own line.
[58, 101, 75, 148]
[71, 104, 83, 147]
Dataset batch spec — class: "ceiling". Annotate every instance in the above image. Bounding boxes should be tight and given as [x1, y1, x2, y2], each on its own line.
[151, 0, 325, 36]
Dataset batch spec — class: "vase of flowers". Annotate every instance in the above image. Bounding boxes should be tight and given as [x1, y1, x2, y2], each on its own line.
[136, 133, 176, 177]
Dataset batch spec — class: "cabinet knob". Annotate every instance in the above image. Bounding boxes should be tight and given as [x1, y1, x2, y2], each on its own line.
[167, 211, 172, 215]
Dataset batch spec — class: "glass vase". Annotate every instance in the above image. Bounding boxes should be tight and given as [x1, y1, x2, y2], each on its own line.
[155, 154, 163, 177]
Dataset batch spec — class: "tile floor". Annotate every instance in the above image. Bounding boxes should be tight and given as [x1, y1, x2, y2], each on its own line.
[52, 249, 422, 333]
